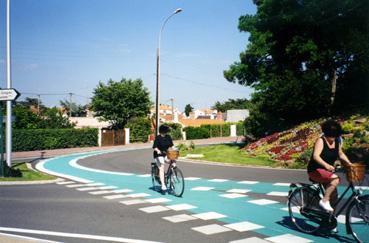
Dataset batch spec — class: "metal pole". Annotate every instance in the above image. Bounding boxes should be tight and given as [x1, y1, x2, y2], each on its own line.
[155, 47, 160, 135]
[155, 8, 182, 135]
[6, 0, 12, 167]
[69, 92, 73, 117]
[170, 98, 174, 121]
[37, 94, 40, 115]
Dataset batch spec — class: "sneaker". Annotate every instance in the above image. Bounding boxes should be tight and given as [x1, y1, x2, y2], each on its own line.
[319, 200, 334, 212]
[331, 227, 338, 234]
[161, 185, 167, 191]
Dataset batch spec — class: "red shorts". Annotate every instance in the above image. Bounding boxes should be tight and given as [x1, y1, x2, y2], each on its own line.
[308, 168, 339, 184]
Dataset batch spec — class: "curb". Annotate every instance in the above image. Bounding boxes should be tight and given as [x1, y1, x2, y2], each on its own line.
[0, 178, 61, 186]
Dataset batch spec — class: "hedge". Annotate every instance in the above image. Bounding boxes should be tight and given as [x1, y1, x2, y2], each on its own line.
[126, 117, 151, 143]
[183, 122, 244, 140]
[12, 128, 98, 151]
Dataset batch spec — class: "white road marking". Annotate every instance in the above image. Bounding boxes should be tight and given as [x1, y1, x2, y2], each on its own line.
[0, 232, 59, 243]
[192, 212, 226, 220]
[66, 184, 88, 188]
[208, 179, 229, 182]
[112, 189, 133, 193]
[238, 180, 259, 185]
[273, 183, 290, 187]
[139, 206, 170, 213]
[104, 194, 128, 200]
[267, 191, 289, 197]
[89, 190, 114, 195]
[227, 189, 251, 194]
[191, 186, 214, 191]
[184, 177, 201, 181]
[127, 193, 151, 198]
[0, 227, 163, 243]
[224, 221, 264, 232]
[145, 198, 171, 204]
[220, 193, 247, 199]
[248, 199, 279, 205]
[120, 199, 147, 205]
[162, 214, 197, 223]
[77, 187, 102, 191]
[265, 234, 312, 243]
[192, 224, 232, 235]
[97, 186, 118, 190]
[166, 203, 197, 211]
[229, 237, 271, 243]
[56, 181, 75, 185]
[137, 174, 151, 177]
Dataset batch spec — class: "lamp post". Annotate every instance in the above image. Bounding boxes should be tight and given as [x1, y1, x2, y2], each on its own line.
[155, 8, 182, 135]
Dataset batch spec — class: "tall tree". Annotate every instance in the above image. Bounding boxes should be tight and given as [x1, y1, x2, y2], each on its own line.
[224, 0, 369, 137]
[90, 78, 151, 129]
[184, 104, 194, 116]
[212, 98, 251, 112]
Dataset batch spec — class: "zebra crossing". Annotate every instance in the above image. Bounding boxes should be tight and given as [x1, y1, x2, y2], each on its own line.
[55, 178, 313, 243]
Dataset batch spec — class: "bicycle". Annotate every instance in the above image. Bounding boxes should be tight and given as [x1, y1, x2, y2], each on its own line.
[151, 149, 185, 197]
[288, 163, 368, 243]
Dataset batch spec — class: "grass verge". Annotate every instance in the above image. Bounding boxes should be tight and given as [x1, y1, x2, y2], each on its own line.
[0, 163, 56, 181]
[180, 144, 276, 167]
[180, 143, 307, 169]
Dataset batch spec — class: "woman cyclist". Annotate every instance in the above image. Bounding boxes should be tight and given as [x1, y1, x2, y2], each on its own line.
[307, 119, 352, 212]
[153, 124, 174, 193]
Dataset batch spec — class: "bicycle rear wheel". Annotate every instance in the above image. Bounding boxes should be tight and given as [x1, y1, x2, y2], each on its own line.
[347, 195, 369, 243]
[288, 187, 322, 234]
[168, 167, 184, 197]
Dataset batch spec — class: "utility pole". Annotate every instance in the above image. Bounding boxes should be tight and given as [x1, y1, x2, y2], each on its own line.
[69, 92, 73, 117]
[170, 98, 174, 121]
[37, 94, 41, 115]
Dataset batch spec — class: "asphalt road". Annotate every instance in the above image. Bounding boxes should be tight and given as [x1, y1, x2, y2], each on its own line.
[0, 148, 357, 243]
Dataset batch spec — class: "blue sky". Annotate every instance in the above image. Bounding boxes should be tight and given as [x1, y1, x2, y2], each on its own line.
[0, 0, 256, 111]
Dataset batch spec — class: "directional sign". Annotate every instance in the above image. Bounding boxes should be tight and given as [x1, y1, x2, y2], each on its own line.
[0, 88, 20, 101]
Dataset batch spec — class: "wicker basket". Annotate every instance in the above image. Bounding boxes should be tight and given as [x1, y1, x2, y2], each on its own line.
[346, 163, 366, 183]
[167, 149, 179, 160]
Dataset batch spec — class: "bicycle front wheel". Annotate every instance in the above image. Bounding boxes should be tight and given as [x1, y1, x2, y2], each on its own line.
[288, 187, 322, 234]
[347, 195, 369, 243]
[168, 167, 184, 197]
[151, 163, 161, 191]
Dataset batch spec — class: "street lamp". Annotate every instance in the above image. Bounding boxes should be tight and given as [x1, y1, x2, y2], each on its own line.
[155, 8, 182, 135]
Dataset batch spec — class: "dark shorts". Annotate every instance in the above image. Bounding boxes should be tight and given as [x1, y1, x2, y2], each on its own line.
[308, 168, 339, 184]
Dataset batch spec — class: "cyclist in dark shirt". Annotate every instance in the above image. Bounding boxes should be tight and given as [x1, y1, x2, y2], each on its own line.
[308, 119, 352, 212]
[153, 124, 174, 192]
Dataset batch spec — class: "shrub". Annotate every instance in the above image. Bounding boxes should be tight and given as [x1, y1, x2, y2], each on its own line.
[184, 126, 210, 140]
[126, 117, 151, 143]
[164, 122, 183, 140]
[13, 128, 98, 151]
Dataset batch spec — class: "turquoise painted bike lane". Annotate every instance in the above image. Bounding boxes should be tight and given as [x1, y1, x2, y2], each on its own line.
[40, 150, 358, 243]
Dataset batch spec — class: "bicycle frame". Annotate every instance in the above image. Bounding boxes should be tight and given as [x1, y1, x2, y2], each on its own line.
[317, 182, 363, 234]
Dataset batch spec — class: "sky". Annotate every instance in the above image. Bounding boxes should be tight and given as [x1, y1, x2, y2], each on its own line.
[0, 0, 256, 112]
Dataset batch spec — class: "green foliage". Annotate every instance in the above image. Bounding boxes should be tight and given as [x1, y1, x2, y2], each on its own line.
[13, 128, 98, 151]
[126, 117, 151, 143]
[212, 98, 251, 112]
[164, 122, 183, 140]
[60, 99, 87, 117]
[13, 105, 74, 129]
[184, 104, 194, 117]
[225, 0, 369, 137]
[183, 122, 243, 140]
[90, 78, 152, 129]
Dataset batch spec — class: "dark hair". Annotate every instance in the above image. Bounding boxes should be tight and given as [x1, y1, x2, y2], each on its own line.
[159, 124, 170, 134]
[321, 119, 342, 138]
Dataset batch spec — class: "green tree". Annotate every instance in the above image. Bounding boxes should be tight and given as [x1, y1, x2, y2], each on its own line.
[212, 98, 251, 112]
[60, 99, 87, 117]
[224, 0, 369, 137]
[13, 105, 42, 129]
[90, 78, 152, 129]
[184, 104, 194, 116]
[39, 107, 75, 129]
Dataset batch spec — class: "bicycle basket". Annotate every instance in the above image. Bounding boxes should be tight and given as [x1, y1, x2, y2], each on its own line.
[346, 163, 366, 183]
[167, 149, 179, 160]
